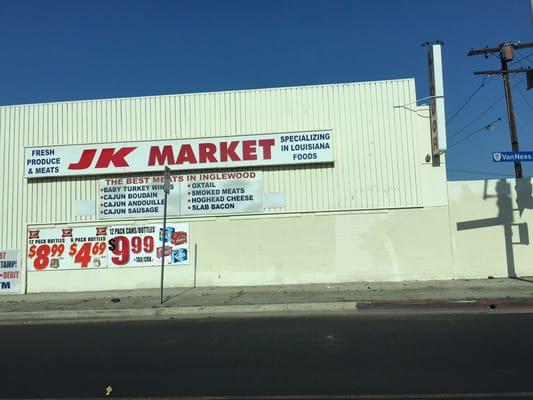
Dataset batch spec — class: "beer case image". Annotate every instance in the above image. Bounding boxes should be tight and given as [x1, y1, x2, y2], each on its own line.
[171, 248, 188, 263]
[171, 231, 187, 245]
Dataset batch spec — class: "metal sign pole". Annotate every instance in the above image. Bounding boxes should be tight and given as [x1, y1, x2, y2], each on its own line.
[160, 166, 171, 304]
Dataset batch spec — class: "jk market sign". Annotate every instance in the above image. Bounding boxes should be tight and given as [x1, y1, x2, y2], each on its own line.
[24, 130, 334, 178]
[100, 171, 263, 219]
[27, 223, 189, 271]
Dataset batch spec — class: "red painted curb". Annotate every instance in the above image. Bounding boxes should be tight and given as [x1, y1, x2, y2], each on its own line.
[356, 298, 533, 313]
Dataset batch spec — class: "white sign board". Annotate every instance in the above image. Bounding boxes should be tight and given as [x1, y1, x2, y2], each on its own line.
[428, 44, 447, 155]
[100, 171, 263, 219]
[100, 176, 176, 218]
[0, 250, 21, 294]
[180, 171, 263, 216]
[27, 223, 189, 271]
[25, 130, 334, 178]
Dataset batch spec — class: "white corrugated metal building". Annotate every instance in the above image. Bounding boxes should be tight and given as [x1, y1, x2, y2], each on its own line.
[1, 78, 455, 293]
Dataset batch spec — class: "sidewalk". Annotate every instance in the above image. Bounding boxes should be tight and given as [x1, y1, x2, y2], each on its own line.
[1, 277, 533, 323]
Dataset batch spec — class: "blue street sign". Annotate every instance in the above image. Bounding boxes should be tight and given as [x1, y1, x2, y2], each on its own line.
[492, 151, 533, 162]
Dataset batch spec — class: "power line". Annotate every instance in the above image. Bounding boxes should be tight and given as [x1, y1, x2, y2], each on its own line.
[511, 50, 533, 65]
[511, 56, 533, 115]
[512, 107, 532, 140]
[447, 76, 524, 141]
[516, 87, 533, 114]
[446, 77, 488, 124]
[447, 93, 505, 141]
[448, 117, 502, 149]
[448, 126, 487, 148]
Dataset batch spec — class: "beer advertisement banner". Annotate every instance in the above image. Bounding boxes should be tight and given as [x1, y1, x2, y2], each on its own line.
[0, 250, 21, 294]
[100, 171, 263, 219]
[107, 224, 189, 268]
[27, 226, 108, 270]
[27, 223, 189, 271]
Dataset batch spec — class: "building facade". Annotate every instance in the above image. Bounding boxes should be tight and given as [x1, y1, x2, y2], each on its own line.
[1, 78, 529, 294]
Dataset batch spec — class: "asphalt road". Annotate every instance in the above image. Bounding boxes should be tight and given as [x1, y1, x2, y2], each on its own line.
[1, 313, 533, 399]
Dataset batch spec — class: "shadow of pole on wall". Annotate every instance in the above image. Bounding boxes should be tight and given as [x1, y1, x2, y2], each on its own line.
[456, 178, 531, 279]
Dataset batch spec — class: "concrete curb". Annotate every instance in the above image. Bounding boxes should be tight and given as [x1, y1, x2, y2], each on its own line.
[356, 298, 533, 313]
[3, 297, 533, 324]
[0, 301, 359, 323]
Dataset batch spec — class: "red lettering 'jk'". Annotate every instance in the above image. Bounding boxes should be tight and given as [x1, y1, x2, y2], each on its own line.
[68, 147, 137, 170]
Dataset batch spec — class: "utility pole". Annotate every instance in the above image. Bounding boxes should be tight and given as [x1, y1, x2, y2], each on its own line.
[468, 42, 533, 179]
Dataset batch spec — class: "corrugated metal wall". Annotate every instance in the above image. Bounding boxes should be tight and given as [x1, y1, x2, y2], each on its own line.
[0, 79, 422, 251]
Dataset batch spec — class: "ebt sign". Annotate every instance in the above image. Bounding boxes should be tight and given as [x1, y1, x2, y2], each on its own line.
[25, 131, 334, 178]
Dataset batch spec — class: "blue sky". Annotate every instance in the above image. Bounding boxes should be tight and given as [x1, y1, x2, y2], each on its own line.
[0, 0, 532, 180]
